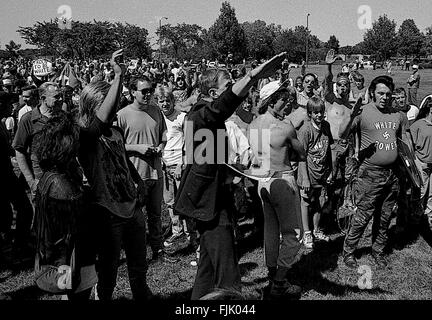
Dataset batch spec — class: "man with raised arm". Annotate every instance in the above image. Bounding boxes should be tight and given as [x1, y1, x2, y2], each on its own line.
[175, 53, 287, 300]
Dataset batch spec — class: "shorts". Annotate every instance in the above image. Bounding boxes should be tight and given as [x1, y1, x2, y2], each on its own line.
[300, 187, 327, 210]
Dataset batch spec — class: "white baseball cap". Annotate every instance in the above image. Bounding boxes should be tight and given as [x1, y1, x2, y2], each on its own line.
[407, 105, 419, 121]
[260, 81, 283, 101]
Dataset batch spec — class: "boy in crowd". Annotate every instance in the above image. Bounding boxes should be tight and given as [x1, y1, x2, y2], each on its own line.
[298, 97, 333, 249]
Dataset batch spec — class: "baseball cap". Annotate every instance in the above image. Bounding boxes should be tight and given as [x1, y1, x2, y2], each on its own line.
[407, 105, 419, 121]
[412, 65, 419, 69]
[259, 81, 283, 101]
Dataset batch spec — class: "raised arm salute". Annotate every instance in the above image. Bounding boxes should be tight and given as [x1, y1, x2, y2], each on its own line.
[174, 52, 287, 300]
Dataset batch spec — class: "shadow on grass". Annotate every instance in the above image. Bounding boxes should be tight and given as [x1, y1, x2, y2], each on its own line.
[288, 237, 388, 297]
[387, 215, 432, 252]
[153, 288, 193, 301]
[4, 285, 46, 300]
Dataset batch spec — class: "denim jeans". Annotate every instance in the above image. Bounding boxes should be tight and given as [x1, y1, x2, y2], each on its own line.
[163, 165, 186, 236]
[95, 205, 149, 300]
[343, 165, 399, 255]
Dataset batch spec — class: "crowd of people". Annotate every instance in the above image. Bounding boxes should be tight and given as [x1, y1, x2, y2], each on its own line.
[0, 46, 431, 301]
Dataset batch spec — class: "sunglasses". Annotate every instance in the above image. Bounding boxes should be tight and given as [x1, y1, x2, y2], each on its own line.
[140, 88, 154, 96]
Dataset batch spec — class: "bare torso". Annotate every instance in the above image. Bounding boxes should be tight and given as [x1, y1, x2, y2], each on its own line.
[325, 100, 352, 140]
[285, 106, 307, 130]
[249, 112, 293, 172]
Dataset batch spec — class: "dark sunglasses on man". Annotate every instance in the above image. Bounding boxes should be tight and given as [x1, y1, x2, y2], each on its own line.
[140, 88, 154, 96]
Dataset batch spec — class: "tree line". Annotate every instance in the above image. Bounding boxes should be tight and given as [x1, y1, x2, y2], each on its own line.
[4, 1, 432, 63]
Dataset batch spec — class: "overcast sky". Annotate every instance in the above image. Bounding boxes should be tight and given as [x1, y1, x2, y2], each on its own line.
[1, 0, 430, 49]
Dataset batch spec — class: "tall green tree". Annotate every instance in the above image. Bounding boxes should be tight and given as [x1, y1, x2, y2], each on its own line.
[423, 26, 432, 57]
[273, 25, 323, 63]
[5, 40, 21, 57]
[18, 20, 151, 59]
[206, 1, 247, 62]
[241, 20, 275, 60]
[157, 23, 204, 60]
[363, 14, 397, 60]
[325, 35, 340, 52]
[397, 19, 424, 59]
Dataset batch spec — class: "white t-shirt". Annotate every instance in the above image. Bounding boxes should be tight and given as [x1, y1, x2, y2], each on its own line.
[5, 116, 14, 131]
[163, 112, 186, 166]
[225, 119, 250, 166]
[18, 105, 32, 122]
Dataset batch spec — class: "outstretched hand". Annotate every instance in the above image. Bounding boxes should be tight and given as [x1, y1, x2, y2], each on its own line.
[325, 49, 339, 65]
[250, 52, 287, 80]
[110, 49, 125, 76]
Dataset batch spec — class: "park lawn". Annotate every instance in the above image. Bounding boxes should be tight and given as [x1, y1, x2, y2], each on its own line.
[1, 213, 432, 301]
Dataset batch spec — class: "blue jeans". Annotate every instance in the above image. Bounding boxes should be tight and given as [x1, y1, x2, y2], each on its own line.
[95, 205, 149, 300]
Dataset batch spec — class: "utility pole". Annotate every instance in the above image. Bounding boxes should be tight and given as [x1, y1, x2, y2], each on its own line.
[159, 17, 168, 63]
[306, 13, 310, 68]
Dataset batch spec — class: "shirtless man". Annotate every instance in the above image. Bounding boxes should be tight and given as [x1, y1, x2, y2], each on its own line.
[324, 50, 356, 183]
[248, 82, 307, 299]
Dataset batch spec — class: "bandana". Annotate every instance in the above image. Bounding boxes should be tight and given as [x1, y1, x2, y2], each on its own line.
[336, 76, 349, 85]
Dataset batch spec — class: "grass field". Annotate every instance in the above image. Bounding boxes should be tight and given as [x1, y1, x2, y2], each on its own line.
[1, 65, 432, 301]
[1, 213, 432, 301]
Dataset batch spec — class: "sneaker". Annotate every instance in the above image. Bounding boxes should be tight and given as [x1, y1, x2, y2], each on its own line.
[151, 249, 179, 264]
[370, 252, 388, 268]
[163, 232, 187, 248]
[343, 252, 358, 269]
[313, 229, 330, 242]
[303, 231, 314, 249]
[269, 280, 301, 299]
